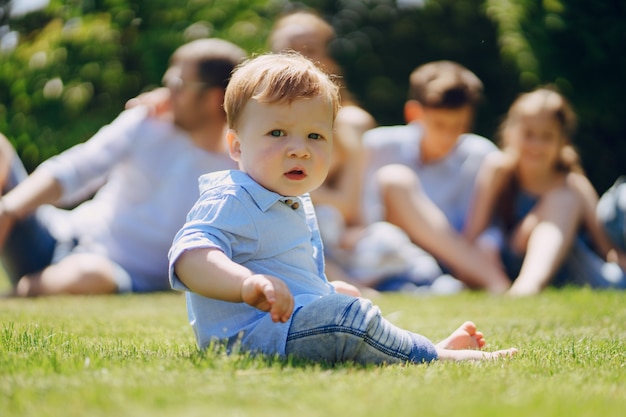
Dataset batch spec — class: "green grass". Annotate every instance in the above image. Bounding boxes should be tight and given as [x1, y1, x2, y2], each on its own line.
[1, 287, 625, 417]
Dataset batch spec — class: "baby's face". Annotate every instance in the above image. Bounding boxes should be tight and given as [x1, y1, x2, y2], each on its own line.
[228, 97, 334, 197]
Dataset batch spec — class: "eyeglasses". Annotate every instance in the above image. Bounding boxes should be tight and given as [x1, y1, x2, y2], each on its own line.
[163, 76, 209, 93]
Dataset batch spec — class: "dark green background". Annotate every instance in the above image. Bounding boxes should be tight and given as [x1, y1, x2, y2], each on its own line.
[1, 0, 624, 192]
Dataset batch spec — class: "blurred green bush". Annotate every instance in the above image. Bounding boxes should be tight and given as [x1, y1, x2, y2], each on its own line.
[484, 0, 626, 192]
[0, 0, 282, 172]
[1, 0, 623, 191]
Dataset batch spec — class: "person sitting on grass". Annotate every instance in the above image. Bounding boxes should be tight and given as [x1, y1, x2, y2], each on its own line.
[168, 52, 518, 364]
[463, 87, 626, 295]
[0, 38, 245, 296]
[361, 61, 512, 293]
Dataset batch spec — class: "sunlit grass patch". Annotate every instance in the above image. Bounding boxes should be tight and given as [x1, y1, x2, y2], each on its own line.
[1, 289, 625, 417]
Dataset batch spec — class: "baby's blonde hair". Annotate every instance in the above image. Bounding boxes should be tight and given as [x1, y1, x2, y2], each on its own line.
[224, 52, 340, 129]
[500, 87, 582, 174]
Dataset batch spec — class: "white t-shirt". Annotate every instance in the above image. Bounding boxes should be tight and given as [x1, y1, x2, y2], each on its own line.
[361, 122, 497, 230]
[37, 107, 236, 291]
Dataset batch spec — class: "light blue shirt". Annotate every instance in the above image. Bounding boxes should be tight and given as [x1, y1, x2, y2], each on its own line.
[362, 123, 497, 230]
[169, 170, 335, 355]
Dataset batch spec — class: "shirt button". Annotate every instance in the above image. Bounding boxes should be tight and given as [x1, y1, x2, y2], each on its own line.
[282, 199, 299, 210]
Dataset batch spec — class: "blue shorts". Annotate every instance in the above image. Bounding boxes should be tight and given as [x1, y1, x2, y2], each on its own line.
[1, 210, 133, 293]
[1, 158, 132, 292]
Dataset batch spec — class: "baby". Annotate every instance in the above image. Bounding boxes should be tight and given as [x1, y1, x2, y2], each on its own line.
[168, 52, 517, 364]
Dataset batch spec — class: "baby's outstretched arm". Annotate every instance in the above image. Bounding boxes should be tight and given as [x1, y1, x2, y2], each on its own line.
[174, 247, 294, 322]
[435, 321, 518, 361]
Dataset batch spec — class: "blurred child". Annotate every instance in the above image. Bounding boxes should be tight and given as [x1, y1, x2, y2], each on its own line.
[362, 61, 511, 293]
[464, 87, 626, 296]
[168, 52, 517, 364]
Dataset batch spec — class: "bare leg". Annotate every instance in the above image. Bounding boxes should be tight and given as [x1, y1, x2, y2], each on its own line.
[0, 133, 15, 187]
[15, 253, 121, 296]
[0, 133, 18, 247]
[377, 165, 510, 293]
[508, 186, 583, 296]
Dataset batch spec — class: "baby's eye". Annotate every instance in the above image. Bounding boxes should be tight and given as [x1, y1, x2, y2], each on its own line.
[269, 129, 285, 137]
[308, 133, 322, 140]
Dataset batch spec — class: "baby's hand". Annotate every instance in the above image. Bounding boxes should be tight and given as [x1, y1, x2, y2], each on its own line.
[241, 274, 294, 323]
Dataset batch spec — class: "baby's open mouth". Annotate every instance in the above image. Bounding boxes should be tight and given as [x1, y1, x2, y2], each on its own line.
[285, 169, 306, 179]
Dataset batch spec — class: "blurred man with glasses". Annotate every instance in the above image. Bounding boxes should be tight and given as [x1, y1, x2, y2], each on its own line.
[0, 38, 245, 296]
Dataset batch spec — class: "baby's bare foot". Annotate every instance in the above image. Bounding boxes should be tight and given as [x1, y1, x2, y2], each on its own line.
[436, 321, 486, 350]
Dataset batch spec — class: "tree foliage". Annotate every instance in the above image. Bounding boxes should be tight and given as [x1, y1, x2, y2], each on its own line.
[484, 0, 626, 190]
[0, 0, 283, 171]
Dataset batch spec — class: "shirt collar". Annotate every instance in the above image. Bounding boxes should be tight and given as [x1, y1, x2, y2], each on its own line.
[199, 170, 302, 213]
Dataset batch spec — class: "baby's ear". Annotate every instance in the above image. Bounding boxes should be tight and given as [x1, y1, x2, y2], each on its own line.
[227, 129, 241, 161]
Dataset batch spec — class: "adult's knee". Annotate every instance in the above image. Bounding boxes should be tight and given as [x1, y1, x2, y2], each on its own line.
[376, 164, 420, 195]
[539, 186, 583, 219]
[19, 254, 120, 296]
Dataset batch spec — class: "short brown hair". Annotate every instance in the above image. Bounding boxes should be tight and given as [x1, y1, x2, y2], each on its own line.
[268, 10, 336, 54]
[224, 52, 340, 129]
[408, 61, 483, 109]
[170, 38, 247, 90]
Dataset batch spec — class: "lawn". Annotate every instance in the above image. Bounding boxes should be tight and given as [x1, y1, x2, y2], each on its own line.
[1, 286, 624, 417]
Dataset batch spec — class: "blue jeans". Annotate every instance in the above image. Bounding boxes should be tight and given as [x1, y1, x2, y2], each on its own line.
[285, 293, 438, 365]
[1, 157, 133, 292]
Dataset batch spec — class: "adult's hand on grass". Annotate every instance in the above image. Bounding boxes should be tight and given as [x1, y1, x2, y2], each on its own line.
[241, 274, 294, 323]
